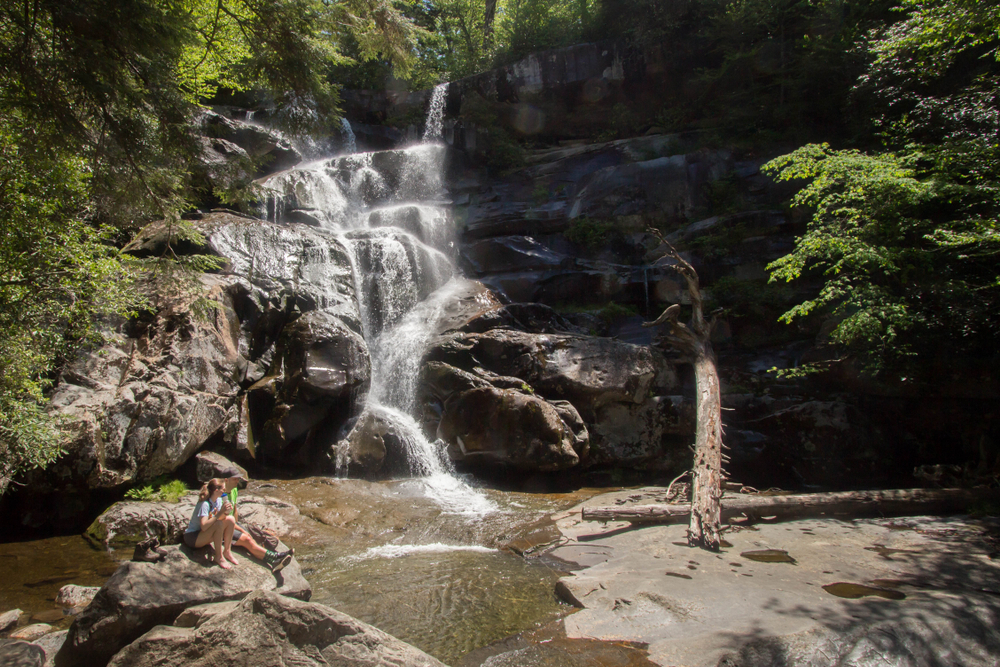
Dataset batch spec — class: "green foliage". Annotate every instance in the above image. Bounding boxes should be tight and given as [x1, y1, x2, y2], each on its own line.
[125, 476, 189, 503]
[565, 217, 613, 249]
[0, 117, 144, 486]
[764, 1, 1000, 374]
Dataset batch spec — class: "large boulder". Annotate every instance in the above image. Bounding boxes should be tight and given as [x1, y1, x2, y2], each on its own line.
[425, 328, 674, 415]
[56, 546, 310, 667]
[439, 386, 586, 470]
[106, 590, 446, 667]
[420, 315, 695, 470]
[84, 493, 296, 552]
[248, 311, 370, 466]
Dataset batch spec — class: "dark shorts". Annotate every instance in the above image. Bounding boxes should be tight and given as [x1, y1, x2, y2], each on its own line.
[183, 528, 242, 548]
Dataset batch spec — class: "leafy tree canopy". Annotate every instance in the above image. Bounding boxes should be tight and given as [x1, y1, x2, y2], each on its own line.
[766, 0, 1000, 376]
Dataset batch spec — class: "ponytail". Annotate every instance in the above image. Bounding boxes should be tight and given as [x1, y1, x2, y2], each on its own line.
[198, 478, 224, 502]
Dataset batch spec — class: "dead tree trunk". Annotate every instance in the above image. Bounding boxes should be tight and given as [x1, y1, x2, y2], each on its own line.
[643, 232, 723, 550]
[581, 487, 1000, 524]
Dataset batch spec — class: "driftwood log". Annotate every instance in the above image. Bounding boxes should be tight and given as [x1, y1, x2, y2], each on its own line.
[581, 488, 1000, 525]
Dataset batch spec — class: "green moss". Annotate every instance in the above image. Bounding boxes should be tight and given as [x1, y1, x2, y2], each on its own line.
[565, 217, 613, 249]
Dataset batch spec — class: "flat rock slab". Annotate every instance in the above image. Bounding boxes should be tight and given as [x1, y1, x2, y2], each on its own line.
[552, 495, 1000, 667]
[107, 589, 446, 667]
[56, 544, 309, 667]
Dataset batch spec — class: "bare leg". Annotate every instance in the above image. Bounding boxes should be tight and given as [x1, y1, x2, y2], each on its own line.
[211, 522, 231, 569]
[222, 516, 238, 564]
[234, 532, 266, 560]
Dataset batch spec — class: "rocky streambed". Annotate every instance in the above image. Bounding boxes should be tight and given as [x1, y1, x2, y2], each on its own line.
[5, 479, 1000, 667]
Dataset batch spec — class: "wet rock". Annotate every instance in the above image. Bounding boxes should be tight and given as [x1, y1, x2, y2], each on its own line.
[56, 546, 310, 667]
[457, 302, 584, 335]
[194, 452, 247, 484]
[422, 321, 693, 470]
[334, 410, 393, 474]
[0, 641, 44, 667]
[427, 329, 673, 414]
[84, 494, 295, 552]
[55, 587, 99, 612]
[31, 629, 67, 667]
[1, 609, 23, 631]
[32, 273, 243, 529]
[10, 625, 54, 641]
[251, 311, 370, 467]
[439, 386, 584, 470]
[461, 236, 571, 275]
[199, 109, 302, 173]
[29, 212, 364, 523]
[105, 590, 446, 667]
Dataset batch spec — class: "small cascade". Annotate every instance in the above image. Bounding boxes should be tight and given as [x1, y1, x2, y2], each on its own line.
[423, 83, 448, 141]
[341, 117, 357, 153]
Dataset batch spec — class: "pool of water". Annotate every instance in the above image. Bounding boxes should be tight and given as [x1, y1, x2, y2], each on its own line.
[0, 475, 605, 664]
[263, 476, 604, 664]
[0, 535, 122, 628]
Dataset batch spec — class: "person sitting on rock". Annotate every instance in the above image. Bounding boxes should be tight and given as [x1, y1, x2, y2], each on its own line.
[183, 478, 237, 569]
[219, 467, 293, 573]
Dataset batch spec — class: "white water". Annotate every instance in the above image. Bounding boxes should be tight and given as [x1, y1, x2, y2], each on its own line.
[423, 83, 448, 141]
[346, 543, 496, 562]
[258, 89, 495, 515]
[341, 117, 357, 154]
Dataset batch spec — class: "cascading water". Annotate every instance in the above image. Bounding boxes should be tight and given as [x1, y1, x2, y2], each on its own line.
[341, 117, 357, 154]
[258, 100, 494, 516]
[423, 83, 448, 141]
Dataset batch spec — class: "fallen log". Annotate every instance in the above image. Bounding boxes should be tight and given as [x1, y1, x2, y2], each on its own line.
[581, 488, 1000, 524]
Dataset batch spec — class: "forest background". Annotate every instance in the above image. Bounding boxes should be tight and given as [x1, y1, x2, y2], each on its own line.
[0, 0, 997, 487]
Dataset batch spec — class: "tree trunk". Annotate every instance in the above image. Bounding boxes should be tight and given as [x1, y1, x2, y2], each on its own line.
[581, 487, 1000, 524]
[483, 0, 497, 49]
[689, 347, 723, 550]
[643, 231, 723, 550]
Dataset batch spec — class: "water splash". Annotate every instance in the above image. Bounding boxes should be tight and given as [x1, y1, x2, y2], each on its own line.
[341, 117, 357, 154]
[423, 83, 448, 141]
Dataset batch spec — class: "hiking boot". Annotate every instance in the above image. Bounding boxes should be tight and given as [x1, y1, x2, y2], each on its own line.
[264, 548, 294, 573]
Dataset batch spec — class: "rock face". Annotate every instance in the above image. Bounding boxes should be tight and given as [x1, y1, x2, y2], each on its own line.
[248, 311, 370, 467]
[419, 303, 693, 470]
[439, 386, 586, 470]
[12, 211, 364, 531]
[106, 590, 446, 667]
[84, 493, 296, 551]
[56, 546, 310, 667]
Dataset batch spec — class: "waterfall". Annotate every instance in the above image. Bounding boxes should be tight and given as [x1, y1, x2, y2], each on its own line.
[422, 83, 448, 141]
[258, 90, 494, 515]
[341, 117, 357, 154]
